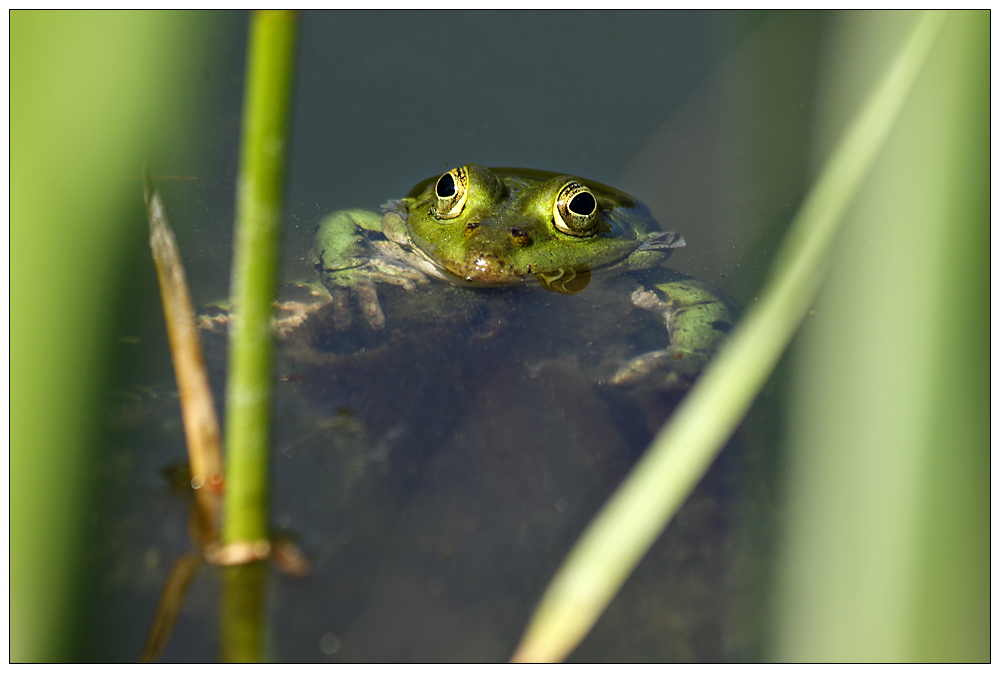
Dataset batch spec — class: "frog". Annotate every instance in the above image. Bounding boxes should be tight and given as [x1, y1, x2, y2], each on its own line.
[308, 164, 739, 388]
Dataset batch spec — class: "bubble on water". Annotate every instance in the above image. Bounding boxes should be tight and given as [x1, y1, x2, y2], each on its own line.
[319, 632, 341, 655]
[427, 578, 445, 596]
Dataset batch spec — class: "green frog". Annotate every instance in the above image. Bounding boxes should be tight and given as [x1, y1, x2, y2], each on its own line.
[307, 164, 738, 388]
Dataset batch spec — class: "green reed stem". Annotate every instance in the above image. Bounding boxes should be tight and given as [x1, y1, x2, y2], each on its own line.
[224, 10, 297, 547]
[511, 10, 945, 663]
[220, 562, 269, 663]
[220, 11, 296, 662]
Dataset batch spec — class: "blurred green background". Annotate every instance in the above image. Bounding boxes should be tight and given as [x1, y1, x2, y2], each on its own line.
[10, 10, 987, 661]
[11, 10, 217, 660]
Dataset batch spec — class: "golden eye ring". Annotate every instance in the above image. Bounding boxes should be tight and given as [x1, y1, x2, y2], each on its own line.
[553, 181, 600, 236]
[431, 167, 469, 220]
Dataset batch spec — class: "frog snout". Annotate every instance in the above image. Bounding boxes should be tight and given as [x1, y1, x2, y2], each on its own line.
[461, 220, 533, 248]
[442, 220, 534, 283]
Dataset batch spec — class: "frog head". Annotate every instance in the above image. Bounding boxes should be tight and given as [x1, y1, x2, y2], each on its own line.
[399, 164, 682, 294]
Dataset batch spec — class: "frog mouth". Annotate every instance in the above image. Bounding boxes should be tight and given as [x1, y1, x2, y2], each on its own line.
[440, 253, 525, 286]
[439, 256, 591, 294]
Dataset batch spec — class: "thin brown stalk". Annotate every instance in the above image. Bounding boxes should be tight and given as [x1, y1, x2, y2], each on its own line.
[139, 553, 203, 663]
[144, 174, 225, 542]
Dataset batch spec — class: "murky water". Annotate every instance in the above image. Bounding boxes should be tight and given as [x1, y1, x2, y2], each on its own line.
[76, 10, 819, 661]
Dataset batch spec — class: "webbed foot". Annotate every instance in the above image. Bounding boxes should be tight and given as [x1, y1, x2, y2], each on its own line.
[611, 279, 740, 389]
[311, 209, 430, 330]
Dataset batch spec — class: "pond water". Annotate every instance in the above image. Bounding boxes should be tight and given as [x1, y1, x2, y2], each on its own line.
[76, 10, 821, 662]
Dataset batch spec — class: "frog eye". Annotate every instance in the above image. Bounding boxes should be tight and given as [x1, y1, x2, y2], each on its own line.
[553, 181, 600, 237]
[431, 167, 469, 220]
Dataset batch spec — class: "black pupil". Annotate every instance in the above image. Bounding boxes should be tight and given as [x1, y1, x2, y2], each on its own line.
[569, 191, 596, 216]
[437, 173, 456, 198]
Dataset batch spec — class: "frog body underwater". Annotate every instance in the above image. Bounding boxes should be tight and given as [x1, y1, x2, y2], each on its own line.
[308, 164, 739, 388]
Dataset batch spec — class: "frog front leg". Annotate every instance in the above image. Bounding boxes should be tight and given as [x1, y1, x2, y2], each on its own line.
[611, 279, 740, 388]
[310, 209, 430, 329]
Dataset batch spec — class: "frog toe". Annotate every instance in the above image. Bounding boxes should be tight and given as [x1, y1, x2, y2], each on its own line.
[354, 279, 386, 330]
[327, 280, 386, 331]
[330, 287, 354, 330]
[367, 256, 431, 291]
[609, 347, 707, 389]
[630, 286, 669, 313]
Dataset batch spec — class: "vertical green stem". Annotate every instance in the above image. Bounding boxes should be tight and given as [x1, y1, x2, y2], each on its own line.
[221, 10, 297, 663]
[220, 563, 269, 663]
[224, 10, 297, 546]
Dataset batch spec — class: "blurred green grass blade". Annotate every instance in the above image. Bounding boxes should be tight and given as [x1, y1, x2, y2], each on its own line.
[10, 11, 208, 661]
[912, 14, 990, 660]
[511, 10, 946, 663]
[224, 10, 298, 546]
[774, 10, 988, 661]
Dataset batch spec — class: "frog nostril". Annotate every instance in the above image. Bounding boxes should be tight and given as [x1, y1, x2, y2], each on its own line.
[510, 227, 532, 247]
[462, 221, 480, 238]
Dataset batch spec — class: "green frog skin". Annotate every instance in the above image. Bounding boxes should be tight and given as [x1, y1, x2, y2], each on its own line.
[310, 164, 739, 385]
